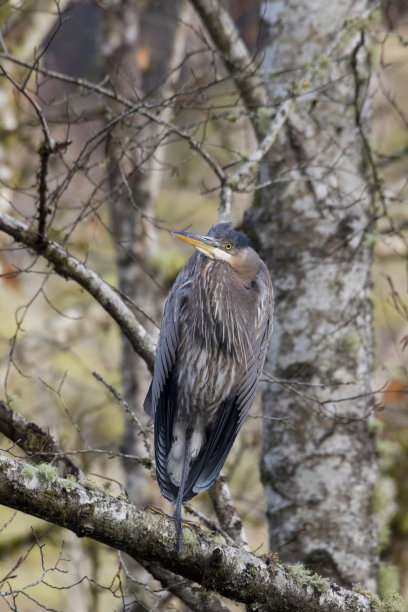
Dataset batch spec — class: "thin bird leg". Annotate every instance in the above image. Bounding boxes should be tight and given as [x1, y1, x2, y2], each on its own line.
[173, 438, 191, 554]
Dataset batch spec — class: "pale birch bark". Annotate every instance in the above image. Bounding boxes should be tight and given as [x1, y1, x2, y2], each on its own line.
[244, 0, 378, 590]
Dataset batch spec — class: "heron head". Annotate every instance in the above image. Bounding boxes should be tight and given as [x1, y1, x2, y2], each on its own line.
[172, 223, 260, 282]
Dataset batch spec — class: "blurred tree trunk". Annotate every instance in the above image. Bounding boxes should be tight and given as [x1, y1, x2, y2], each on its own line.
[101, 1, 187, 608]
[1, 6, 92, 611]
[245, 0, 378, 590]
[0, 1, 70, 215]
[102, 0, 153, 506]
[102, 0, 186, 501]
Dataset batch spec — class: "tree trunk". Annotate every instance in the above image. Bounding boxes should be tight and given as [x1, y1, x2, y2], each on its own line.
[102, 0, 185, 502]
[245, 0, 378, 590]
[101, 2, 187, 608]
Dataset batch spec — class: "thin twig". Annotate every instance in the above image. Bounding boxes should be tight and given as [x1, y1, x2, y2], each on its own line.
[0, 211, 156, 372]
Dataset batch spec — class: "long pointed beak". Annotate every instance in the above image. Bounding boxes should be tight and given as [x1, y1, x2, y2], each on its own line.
[171, 231, 218, 257]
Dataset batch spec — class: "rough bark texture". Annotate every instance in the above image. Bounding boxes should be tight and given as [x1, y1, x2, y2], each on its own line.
[245, 0, 378, 590]
[0, 454, 375, 612]
[0, 402, 229, 611]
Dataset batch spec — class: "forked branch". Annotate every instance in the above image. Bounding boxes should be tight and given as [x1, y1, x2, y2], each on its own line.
[0, 212, 156, 372]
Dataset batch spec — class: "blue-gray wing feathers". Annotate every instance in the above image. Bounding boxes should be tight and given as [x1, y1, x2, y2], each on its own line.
[144, 255, 273, 503]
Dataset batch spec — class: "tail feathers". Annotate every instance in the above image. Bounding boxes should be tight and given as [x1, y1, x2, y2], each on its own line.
[143, 383, 153, 416]
[155, 389, 241, 507]
[184, 397, 239, 499]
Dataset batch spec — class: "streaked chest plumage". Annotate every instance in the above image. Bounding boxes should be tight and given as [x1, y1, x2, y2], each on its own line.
[173, 256, 263, 423]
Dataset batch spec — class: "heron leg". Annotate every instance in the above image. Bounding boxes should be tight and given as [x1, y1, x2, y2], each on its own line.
[173, 437, 191, 554]
[145, 504, 201, 550]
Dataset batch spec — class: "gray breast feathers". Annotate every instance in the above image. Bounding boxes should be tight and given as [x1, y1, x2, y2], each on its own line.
[145, 250, 273, 503]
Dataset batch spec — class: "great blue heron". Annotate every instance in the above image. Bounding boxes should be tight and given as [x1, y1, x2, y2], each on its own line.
[144, 222, 273, 552]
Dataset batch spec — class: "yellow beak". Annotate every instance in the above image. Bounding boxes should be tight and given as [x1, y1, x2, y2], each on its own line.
[172, 231, 218, 257]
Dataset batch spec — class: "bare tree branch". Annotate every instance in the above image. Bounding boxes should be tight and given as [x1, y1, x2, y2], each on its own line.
[219, 100, 291, 217]
[189, 0, 269, 121]
[0, 395, 227, 610]
[0, 52, 142, 109]
[0, 454, 374, 612]
[0, 400, 80, 477]
[140, 560, 231, 612]
[195, 3, 370, 223]
[209, 473, 250, 551]
[0, 211, 156, 372]
[0, 51, 227, 186]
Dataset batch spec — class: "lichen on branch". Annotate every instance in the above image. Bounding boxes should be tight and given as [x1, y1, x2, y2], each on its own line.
[0, 454, 375, 611]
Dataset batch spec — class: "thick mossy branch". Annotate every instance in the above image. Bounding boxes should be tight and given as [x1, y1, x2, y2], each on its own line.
[0, 211, 156, 372]
[0, 454, 374, 611]
[287, 562, 331, 594]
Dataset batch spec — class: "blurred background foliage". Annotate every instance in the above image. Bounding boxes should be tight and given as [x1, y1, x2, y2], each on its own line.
[1, 0, 408, 610]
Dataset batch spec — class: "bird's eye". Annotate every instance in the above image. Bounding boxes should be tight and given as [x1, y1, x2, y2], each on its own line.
[225, 243, 232, 250]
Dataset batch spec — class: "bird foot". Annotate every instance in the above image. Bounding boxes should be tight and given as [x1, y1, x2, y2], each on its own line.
[174, 513, 202, 555]
[144, 504, 167, 515]
[144, 505, 201, 553]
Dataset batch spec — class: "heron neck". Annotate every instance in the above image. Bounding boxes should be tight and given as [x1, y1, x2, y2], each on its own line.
[229, 248, 261, 287]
